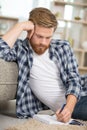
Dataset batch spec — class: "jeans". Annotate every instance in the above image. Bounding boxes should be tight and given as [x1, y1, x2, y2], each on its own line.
[72, 96, 87, 120]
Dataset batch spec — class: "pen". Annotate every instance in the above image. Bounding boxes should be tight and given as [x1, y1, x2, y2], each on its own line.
[59, 104, 66, 113]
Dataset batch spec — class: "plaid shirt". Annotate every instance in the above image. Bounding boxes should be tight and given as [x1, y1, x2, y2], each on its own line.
[0, 38, 87, 118]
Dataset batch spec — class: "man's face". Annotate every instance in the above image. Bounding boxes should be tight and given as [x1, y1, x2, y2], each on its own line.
[28, 25, 54, 55]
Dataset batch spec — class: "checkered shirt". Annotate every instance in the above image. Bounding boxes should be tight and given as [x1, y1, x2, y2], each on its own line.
[0, 38, 87, 118]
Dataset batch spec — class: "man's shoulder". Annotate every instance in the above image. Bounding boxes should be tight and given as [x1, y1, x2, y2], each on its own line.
[51, 39, 69, 47]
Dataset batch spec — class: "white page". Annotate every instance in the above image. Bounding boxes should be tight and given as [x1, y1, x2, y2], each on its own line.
[33, 114, 73, 125]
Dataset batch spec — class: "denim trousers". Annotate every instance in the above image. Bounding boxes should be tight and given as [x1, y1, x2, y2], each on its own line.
[72, 96, 87, 120]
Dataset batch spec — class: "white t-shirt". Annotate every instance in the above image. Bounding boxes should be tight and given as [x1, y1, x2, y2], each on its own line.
[29, 49, 66, 112]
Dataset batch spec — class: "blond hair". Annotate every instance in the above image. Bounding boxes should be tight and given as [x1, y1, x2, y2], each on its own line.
[29, 7, 57, 31]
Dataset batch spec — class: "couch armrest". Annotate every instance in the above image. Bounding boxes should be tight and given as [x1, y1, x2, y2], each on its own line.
[0, 59, 18, 101]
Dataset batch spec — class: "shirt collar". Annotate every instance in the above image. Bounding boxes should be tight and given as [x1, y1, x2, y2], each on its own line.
[22, 38, 33, 53]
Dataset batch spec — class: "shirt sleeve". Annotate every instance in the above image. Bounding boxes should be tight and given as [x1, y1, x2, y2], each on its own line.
[80, 74, 87, 96]
[64, 43, 81, 100]
[0, 38, 18, 61]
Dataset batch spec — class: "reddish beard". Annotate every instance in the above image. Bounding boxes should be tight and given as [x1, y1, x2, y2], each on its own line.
[31, 44, 49, 55]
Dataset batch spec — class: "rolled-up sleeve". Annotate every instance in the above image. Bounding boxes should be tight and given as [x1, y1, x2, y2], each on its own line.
[65, 45, 81, 100]
[0, 38, 18, 61]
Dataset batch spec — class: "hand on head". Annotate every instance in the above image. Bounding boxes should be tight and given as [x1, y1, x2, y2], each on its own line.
[25, 21, 34, 40]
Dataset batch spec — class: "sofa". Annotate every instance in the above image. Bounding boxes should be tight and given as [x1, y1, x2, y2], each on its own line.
[0, 59, 18, 101]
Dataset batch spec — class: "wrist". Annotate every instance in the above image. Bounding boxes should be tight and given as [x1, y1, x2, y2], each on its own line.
[66, 94, 77, 113]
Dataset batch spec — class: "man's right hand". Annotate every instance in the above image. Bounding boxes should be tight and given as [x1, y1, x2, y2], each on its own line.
[2, 21, 34, 48]
[22, 21, 34, 31]
[20, 21, 35, 40]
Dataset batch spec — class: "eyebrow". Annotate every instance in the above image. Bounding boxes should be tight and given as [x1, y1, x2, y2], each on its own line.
[35, 33, 52, 38]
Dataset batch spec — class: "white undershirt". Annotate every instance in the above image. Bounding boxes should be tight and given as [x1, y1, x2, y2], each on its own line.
[29, 49, 66, 112]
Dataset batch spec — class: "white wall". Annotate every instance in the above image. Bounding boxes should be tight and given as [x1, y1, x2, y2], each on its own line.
[32, 0, 51, 8]
[0, 0, 52, 19]
[0, 0, 33, 19]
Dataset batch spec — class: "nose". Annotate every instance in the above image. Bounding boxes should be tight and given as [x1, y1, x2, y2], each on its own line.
[41, 38, 46, 45]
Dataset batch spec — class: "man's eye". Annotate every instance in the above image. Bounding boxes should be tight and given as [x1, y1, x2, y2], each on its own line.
[47, 37, 50, 39]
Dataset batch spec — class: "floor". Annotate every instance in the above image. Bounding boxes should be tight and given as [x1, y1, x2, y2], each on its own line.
[0, 100, 27, 130]
[1, 101, 87, 129]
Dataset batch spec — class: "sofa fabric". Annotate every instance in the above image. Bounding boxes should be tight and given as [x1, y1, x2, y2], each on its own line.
[0, 59, 18, 100]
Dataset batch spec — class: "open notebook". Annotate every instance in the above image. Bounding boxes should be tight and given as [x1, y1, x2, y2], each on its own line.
[33, 114, 84, 126]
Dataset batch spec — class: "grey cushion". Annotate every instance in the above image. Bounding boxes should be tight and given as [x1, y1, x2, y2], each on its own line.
[0, 59, 18, 100]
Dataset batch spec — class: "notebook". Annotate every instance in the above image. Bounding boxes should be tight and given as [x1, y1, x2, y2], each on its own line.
[33, 114, 84, 126]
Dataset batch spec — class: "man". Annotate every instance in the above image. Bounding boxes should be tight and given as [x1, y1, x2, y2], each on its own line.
[0, 7, 87, 122]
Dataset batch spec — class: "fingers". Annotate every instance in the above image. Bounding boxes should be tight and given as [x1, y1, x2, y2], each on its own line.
[27, 21, 35, 40]
[28, 29, 34, 40]
[56, 107, 71, 123]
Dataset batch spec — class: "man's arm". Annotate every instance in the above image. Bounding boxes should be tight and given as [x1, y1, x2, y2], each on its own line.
[2, 21, 34, 48]
[55, 42, 80, 123]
